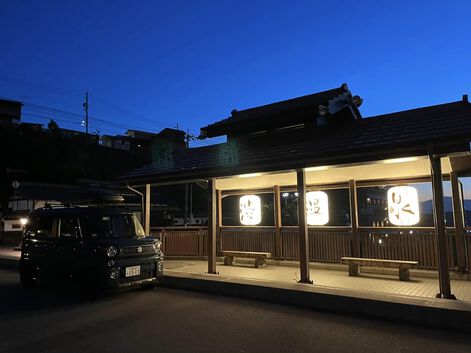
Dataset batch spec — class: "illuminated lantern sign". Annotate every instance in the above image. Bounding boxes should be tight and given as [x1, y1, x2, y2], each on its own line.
[306, 191, 329, 226]
[239, 195, 261, 225]
[387, 186, 420, 226]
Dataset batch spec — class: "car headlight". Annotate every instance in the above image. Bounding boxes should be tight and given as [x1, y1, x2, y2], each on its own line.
[106, 245, 118, 258]
[153, 241, 161, 252]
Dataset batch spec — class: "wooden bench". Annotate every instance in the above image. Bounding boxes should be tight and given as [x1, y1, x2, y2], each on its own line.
[341, 257, 418, 281]
[222, 251, 271, 268]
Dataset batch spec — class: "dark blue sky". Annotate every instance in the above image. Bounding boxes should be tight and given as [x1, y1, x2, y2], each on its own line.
[1, 0, 470, 147]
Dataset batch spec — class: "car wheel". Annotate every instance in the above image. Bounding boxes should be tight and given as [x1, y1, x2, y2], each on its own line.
[78, 268, 104, 297]
[20, 265, 38, 290]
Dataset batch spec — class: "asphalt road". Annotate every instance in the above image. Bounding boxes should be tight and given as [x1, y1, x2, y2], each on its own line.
[0, 266, 470, 353]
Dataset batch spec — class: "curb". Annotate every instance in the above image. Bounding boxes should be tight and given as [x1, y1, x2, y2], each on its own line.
[0, 258, 19, 269]
[161, 272, 471, 333]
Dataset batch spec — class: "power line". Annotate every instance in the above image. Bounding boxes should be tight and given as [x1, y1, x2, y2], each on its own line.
[22, 113, 82, 126]
[0, 95, 177, 133]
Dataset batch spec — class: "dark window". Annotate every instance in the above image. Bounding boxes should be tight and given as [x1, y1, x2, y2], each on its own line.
[59, 216, 79, 238]
[280, 188, 351, 226]
[222, 193, 274, 226]
[12, 224, 21, 229]
[459, 177, 471, 227]
[79, 214, 138, 239]
[25, 215, 57, 238]
[443, 181, 454, 227]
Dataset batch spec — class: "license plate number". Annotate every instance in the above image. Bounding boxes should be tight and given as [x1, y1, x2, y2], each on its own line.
[125, 266, 141, 277]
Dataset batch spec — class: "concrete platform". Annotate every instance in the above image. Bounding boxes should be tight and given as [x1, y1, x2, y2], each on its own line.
[162, 270, 471, 332]
[165, 260, 471, 302]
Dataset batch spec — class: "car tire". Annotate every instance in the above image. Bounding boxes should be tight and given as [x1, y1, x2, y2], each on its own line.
[20, 265, 38, 290]
[78, 268, 104, 298]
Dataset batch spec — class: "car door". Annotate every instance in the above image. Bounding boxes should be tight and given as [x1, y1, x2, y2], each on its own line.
[27, 215, 59, 280]
[53, 215, 81, 280]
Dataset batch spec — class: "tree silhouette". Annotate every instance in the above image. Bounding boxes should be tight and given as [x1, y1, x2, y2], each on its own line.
[47, 119, 59, 131]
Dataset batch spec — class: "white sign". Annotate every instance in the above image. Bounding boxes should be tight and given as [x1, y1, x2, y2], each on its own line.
[306, 191, 329, 226]
[387, 186, 420, 226]
[239, 195, 261, 225]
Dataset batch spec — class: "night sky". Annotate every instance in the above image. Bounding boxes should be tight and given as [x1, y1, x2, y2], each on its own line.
[1, 0, 470, 148]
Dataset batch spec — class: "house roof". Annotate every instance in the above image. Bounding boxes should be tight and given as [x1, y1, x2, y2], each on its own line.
[122, 98, 471, 184]
[200, 84, 361, 138]
[0, 98, 23, 106]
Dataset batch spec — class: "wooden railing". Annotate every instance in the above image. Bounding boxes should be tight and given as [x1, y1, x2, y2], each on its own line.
[359, 228, 456, 270]
[150, 227, 207, 256]
[221, 227, 276, 254]
[151, 226, 467, 271]
[281, 228, 352, 262]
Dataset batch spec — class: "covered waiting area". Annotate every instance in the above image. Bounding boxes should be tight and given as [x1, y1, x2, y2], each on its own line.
[123, 85, 471, 300]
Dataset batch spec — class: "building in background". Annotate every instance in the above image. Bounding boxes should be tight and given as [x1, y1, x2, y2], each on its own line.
[0, 98, 22, 126]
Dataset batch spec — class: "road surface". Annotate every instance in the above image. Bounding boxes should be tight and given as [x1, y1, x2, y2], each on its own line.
[0, 266, 469, 353]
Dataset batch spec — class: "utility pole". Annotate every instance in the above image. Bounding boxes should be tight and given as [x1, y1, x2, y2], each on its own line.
[184, 129, 190, 225]
[83, 90, 89, 134]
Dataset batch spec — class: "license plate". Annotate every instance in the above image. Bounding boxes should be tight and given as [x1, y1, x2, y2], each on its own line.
[125, 265, 141, 277]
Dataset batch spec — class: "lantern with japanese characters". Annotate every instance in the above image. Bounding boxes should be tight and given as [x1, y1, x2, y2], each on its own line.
[306, 191, 329, 226]
[239, 195, 261, 225]
[387, 186, 420, 226]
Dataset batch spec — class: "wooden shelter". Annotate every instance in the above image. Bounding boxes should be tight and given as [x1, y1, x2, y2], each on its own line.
[122, 84, 471, 299]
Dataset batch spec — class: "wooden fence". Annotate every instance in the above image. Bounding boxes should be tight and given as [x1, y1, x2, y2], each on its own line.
[359, 229, 456, 270]
[151, 227, 207, 256]
[221, 228, 276, 254]
[151, 226, 468, 271]
[280, 228, 352, 262]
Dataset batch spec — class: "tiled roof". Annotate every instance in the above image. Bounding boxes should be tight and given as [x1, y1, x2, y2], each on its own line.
[122, 100, 471, 183]
[200, 84, 357, 137]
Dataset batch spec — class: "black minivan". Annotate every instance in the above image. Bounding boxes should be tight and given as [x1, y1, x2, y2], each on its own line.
[19, 206, 164, 291]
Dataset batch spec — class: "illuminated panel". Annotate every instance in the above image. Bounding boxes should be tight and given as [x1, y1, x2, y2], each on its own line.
[306, 191, 329, 226]
[239, 195, 261, 225]
[387, 186, 420, 226]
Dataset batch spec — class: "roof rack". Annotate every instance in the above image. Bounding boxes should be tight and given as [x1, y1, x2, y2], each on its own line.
[41, 202, 84, 210]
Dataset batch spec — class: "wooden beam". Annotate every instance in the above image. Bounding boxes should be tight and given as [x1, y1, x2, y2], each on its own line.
[296, 170, 312, 283]
[216, 189, 222, 256]
[145, 184, 151, 236]
[429, 152, 455, 299]
[274, 185, 282, 259]
[207, 179, 217, 274]
[450, 172, 467, 272]
[349, 180, 360, 257]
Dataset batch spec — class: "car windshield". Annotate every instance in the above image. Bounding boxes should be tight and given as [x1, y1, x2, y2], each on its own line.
[79, 214, 146, 239]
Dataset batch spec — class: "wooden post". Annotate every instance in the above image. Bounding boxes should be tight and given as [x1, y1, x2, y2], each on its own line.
[349, 180, 360, 257]
[429, 152, 455, 299]
[296, 170, 312, 283]
[274, 185, 282, 259]
[216, 189, 222, 256]
[207, 179, 217, 274]
[145, 184, 151, 236]
[450, 172, 467, 272]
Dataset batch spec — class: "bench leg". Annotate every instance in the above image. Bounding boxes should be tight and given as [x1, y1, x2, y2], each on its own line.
[254, 257, 266, 268]
[224, 256, 234, 266]
[399, 267, 410, 281]
[348, 264, 360, 276]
